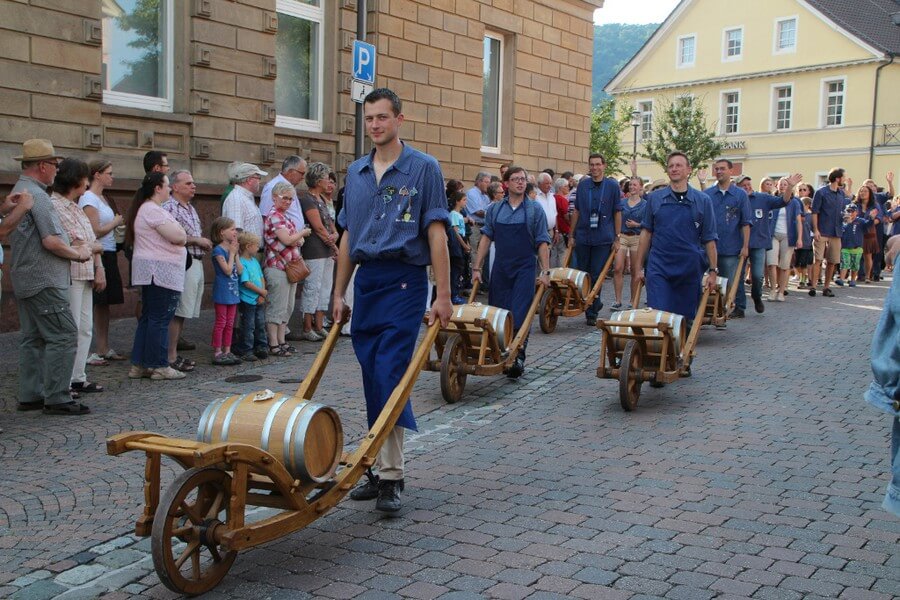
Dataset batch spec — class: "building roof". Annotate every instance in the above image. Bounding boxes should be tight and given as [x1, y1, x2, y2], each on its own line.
[806, 0, 900, 55]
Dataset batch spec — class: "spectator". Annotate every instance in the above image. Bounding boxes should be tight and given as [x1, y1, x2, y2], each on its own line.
[810, 168, 850, 298]
[466, 172, 492, 286]
[448, 190, 470, 304]
[233, 232, 269, 361]
[487, 181, 504, 202]
[50, 158, 105, 396]
[837, 204, 867, 286]
[795, 187, 815, 288]
[80, 160, 126, 364]
[162, 170, 210, 372]
[554, 177, 572, 263]
[534, 173, 560, 267]
[766, 177, 804, 302]
[323, 170, 337, 222]
[10, 139, 93, 415]
[264, 181, 306, 356]
[299, 162, 339, 341]
[612, 176, 648, 310]
[445, 179, 464, 199]
[125, 172, 187, 381]
[0, 191, 35, 331]
[855, 185, 883, 282]
[222, 162, 266, 238]
[259, 155, 307, 231]
[209, 216, 243, 365]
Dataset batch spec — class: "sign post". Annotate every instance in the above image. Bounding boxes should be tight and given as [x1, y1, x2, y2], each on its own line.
[352, 4, 375, 159]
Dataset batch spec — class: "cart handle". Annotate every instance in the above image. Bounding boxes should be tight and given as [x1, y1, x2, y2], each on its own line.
[506, 282, 547, 359]
[584, 248, 617, 304]
[723, 255, 746, 312]
[292, 306, 350, 401]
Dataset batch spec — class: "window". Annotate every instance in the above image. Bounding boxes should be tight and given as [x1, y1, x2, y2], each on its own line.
[275, 0, 323, 132]
[824, 79, 845, 127]
[774, 85, 793, 130]
[638, 101, 653, 142]
[722, 91, 740, 134]
[724, 28, 743, 60]
[482, 33, 503, 152]
[678, 35, 696, 67]
[775, 17, 797, 53]
[102, 0, 174, 111]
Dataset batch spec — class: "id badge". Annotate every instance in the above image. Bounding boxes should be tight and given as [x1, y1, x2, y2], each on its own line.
[589, 212, 600, 229]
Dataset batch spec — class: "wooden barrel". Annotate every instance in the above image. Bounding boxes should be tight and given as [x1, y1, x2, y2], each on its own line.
[549, 267, 591, 300]
[450, 303, 513, 352]
[608, 309, 685, 356]
[197, 392, 343, 483]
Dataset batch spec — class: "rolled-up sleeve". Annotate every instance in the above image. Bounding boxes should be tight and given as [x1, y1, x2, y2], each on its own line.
[481, 205, 495, 239]
[641, 195, 657, 233]
[700, 195, 718, 243]
[420, 158, 450, 231]
[531, 204, 551, 247]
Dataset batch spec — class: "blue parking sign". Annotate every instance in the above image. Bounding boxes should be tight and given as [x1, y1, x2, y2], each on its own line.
[352, 40, 376, 85]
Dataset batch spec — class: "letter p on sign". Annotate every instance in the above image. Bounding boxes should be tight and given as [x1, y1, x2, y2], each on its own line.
[352, 40, 376, 85]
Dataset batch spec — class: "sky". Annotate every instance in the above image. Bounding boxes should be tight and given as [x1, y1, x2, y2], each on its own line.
[594, 0, 680, 25]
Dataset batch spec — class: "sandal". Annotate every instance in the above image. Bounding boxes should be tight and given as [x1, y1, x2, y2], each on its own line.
[86, 353, 109, 366]
[71, 381, 104, 394]
[269, 345, 290, 357]
[170, 356, 195, 372]
[281, 344, 297, 353]
[102, 349, 127, 361]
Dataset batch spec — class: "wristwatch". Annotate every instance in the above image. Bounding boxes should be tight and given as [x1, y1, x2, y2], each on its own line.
[708, 267, 718, 274]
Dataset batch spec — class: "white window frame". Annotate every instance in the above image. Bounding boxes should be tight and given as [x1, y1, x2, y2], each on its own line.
[820, 76, 847, 129]
[102, 0, 175, 112]
[677, 34, 696, 68]
[774, 16, 798, 55]
[275, 0, 324, 133]
[815, 173, 829, 189]
[722, 27, 743, 62]
[637, 99, 653, 142]
[719, 89, 741, 135]
[481, 31, 504, 154]
[770, 83, 794, 131]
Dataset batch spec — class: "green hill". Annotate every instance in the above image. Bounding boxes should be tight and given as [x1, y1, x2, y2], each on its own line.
[593, 23, 659, 106]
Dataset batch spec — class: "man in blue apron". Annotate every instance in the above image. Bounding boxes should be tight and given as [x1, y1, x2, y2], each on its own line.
[472, 166, 551, 378]
[333, 88, 452, 513]
[635, 152, 719, 320]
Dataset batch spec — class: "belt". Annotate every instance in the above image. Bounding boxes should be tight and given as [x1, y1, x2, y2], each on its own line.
[621, 232, 638, 236]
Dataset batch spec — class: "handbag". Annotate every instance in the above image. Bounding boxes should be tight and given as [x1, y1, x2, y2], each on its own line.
[282, 255, 309, 284]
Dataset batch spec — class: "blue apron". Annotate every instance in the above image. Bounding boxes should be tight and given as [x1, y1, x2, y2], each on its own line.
[489, 217, 535, 359]
[351, 260, 425, 431]
[646, 200, 704, 318]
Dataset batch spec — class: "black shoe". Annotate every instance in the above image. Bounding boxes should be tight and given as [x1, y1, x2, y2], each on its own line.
[376, 479, 403, 513]
[752, 296, 765, 313]
[43, 402, 90, 415]
[808, 287, 817, 297]
[586, 316, 597, 327]
[349, 470, 381, 501]
[823, 288, 835, 297]
[728, 308, 745, 319]
[254, 349, 269, 360]
[17, 401, 43, 411]
[176, 337, 196, 351]
[236, 353, 258, 362]
[506, 357, 524, 379]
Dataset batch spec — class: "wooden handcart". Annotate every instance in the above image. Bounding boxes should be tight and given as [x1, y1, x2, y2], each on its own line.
[107, 315, 440, 596]
[539, 246, 616, 333]
[596, 282, 713, 411]
[700, 256, 745, 328]
[425, 282, 546, 403]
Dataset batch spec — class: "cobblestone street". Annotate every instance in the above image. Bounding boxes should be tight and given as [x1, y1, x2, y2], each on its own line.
[1, 279, 898, 600]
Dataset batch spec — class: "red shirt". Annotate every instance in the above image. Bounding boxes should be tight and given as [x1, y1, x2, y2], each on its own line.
[555, 194, 571, 234]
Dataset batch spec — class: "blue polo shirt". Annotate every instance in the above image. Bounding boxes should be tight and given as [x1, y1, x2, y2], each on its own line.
[841, 217, 868, 249]
[812, 185, 849, 239]
[748, 192, 787, 250]
[573, 176, 621, 246]
[801, 212, 813, 248]
[641, 186, 718, 245]
[481, 198, 551, 250]
[338, 142, 449, 266]
[703, 183, 751, 256]
[618, 197, 647, 235]
[465, 186, 490, 225]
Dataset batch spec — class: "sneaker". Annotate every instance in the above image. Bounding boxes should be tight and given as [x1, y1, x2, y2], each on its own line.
[236, 353, 258, 362]
[610, 302, 622, 311]
[86, 353, 109, 367]
[150, 366, 186, 380]
[625, 303, 633, 310]
[728, 308, 745, 319]
[823, 288, 835, 297]
[176, 337, 196, 351]
[350, 472, 382, 501]
[835, 278, 845, 286]
[808, 287, 817, 297]
[848, 280, 857, 287]
[314, 329, 328, 339]
[301, 330, 323, 342]
[375, 479, 403, 513]
[506, 357, 525, 379]
[212, 353, 232, 366]
[451, 296, 466, 305]
[128, 365, 152, 379]
[254, 349, 269, 360]
[585, 316, 597, 327]
[224, 352, 243, 365]
[775, 292, 785, 302]
[767, 292, 778, 302]
[752, 296, 765, 313]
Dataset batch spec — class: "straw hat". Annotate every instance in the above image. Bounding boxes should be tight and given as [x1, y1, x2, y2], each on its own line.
[13, 139, 60, 161]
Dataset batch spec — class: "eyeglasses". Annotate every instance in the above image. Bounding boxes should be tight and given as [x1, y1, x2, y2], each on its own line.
[275, 195, 293, 202]
[42, 160, 60, 168]
[508, 177, 527, 183]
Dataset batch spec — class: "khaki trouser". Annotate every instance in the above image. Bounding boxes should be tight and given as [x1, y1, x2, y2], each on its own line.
[18, 287, 77, 406]
[377, 426, 405, 480]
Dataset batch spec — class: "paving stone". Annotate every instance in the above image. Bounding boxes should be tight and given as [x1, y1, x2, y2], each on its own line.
[10, 580, 67, 600]
[54, 585, 108, 600]
[54, 564, 108, 586]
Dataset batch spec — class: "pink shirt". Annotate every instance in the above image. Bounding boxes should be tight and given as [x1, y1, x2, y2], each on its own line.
[132, 202, 186, 292]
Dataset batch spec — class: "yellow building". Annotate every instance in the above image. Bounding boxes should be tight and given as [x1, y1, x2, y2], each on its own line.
[605, 0, 900, 188]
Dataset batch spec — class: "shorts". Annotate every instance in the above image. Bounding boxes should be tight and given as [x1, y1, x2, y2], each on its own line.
[794, 248, 813, 267]
[618, 233, 640, 251]
[264, 266, 297, 324]
[93, 250, 125, 305]
[840, 247, 862, 272]
[766, 231, 794, 270]
[814, 236, 841, 265]
[175, 258, 204, 319]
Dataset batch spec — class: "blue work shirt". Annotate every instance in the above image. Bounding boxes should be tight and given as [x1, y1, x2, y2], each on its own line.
[573, 176, 621, 246]
[641, 186, 718, 245]
[858, 202, 884, 233]
[704, 183, 751, 256]
[801, 212, 813, 248]
[465, 186, 490, 225]
[841, 216, 868, 249]
[338, 143, 449, 266]
[482, 198, 551, 251]
[618, 197, 647, 235]
[748, 192, 787, 250]
[768, 197, 804, 247]
[812, 185, 849, 239]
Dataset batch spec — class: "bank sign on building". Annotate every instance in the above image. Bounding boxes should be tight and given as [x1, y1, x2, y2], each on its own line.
[606, 0, 900, 187]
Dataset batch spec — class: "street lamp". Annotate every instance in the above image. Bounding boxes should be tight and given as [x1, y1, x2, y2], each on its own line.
[630, 109, 641, 160]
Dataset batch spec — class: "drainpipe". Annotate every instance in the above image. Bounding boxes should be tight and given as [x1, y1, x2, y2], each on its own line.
[868, 53, 895, 179]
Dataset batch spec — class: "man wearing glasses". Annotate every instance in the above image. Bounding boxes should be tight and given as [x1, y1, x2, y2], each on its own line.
[222, 162, 267, 239]
[10, 139, 94, 416]
[259, 155, 308, 231]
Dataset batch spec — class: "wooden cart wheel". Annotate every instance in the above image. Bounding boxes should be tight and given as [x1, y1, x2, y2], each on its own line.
[152, 467, 237, 596]
[539, 287, 560, 334]
[440, 334, 468, 404]
[618, 340, 643, 411]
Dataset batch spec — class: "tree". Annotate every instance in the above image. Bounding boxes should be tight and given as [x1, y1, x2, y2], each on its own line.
[642, 97, 723, 172]
[589, 98, 631, 176]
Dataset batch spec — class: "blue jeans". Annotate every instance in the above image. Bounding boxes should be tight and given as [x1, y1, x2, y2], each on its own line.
[131, 284, 179, 369]
[748, 247, 766, 302]
[719, 254, 744, 311]
[887, 417, 900, 517]
[575, 243, 612, 318]
[234, 301, 268, 355]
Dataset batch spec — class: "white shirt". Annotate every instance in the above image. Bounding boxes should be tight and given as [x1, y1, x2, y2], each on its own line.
[534, 189, 558, 232]
[259, 173, 305, 231]
[222, 185, 264, 239]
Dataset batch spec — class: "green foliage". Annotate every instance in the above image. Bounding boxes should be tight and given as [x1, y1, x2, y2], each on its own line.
[593, 23, 659, 106]
[642, 98, 724, 172]
[590, 99, 632, 176]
